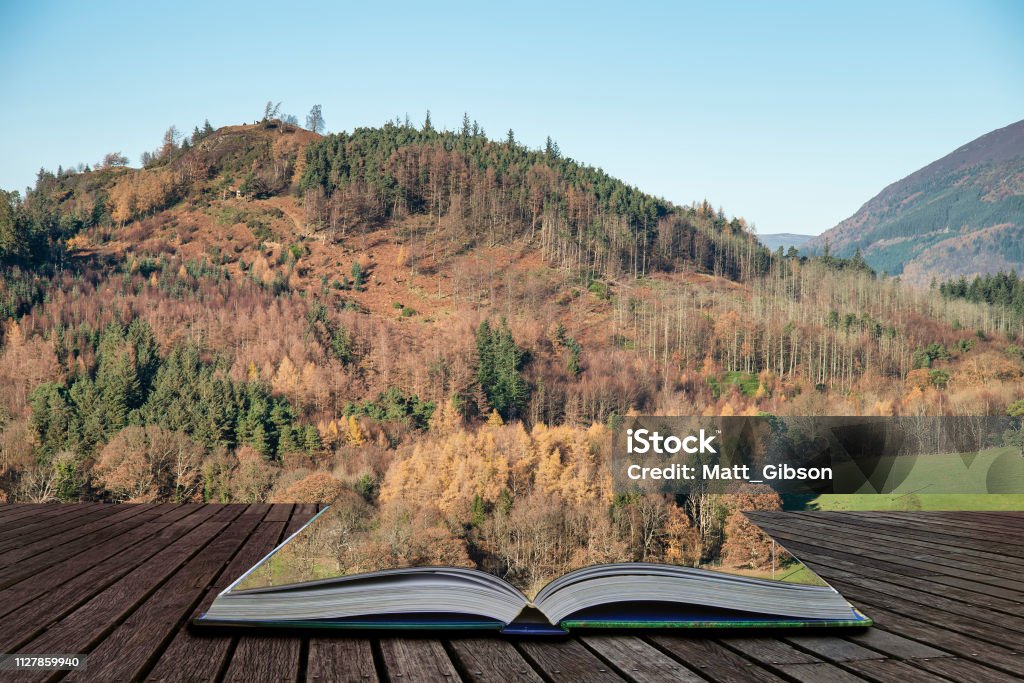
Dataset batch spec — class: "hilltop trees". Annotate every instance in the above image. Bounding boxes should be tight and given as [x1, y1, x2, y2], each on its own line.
[297, 123, 768, 281]
[306, 104, 325, 135]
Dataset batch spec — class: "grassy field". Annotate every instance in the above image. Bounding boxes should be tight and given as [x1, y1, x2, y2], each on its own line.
[783, 445, 1024, 510]
[788, 493, 1024, 511]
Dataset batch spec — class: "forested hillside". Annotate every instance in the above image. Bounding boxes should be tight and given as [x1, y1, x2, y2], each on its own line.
[1, 113, 1022, 574]
[807, 119, 1024, 284]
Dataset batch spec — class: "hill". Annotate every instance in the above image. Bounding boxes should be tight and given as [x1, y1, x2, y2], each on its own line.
[806, 119, 1024, 284]
[758, 233, 813, 252]
[1, 116, 1023, 510]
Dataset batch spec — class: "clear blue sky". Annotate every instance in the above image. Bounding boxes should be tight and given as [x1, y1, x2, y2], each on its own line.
[1, 1, 1022, 235]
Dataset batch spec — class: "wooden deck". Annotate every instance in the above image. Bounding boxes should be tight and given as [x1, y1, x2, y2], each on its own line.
[0, 505, 1020, 682]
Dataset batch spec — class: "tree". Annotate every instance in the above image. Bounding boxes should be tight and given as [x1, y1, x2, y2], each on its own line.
[0, 190, 25, 263]
[160, 125, 181, 159]
[95, 425, 204, 502]
[101, 152, 129, 168]
[272, 471, 347, 503]
[422, 110, 433, 132]
[544, 136, 560, 158]
[306, 104, 325, 134]
[475, 318, 530, 421]
[263, 100, 282, 123]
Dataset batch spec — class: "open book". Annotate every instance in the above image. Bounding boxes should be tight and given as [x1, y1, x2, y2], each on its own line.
[195, 508, 870, 634]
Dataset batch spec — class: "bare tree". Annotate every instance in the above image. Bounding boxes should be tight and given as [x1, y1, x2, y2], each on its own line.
[306, 104, 325, 134]
[101, 152, 129, 168]
[263, 100, 282, 123]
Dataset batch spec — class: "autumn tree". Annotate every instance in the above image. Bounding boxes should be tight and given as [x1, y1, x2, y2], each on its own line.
[272, 471, 347, 503]
[94, 425, 204, 502]
[720, 485, 783, 570]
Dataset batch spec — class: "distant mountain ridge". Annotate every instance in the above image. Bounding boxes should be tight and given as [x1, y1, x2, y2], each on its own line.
[758, 233, 813, 252]
[807, 119, 1024, 284]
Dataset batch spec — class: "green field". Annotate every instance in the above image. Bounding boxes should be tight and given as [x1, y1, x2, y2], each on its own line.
[784, 445, 1024, 511]
[789, 493, 1024, 511]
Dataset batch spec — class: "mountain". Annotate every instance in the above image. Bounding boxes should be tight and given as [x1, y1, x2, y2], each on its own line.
[1, 116, 1022, 507]
[757, 233, 813, 252]
[807, 119, 1024, 284]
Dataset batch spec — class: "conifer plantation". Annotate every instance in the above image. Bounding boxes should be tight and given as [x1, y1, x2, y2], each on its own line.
[1, 112, 1022, 576]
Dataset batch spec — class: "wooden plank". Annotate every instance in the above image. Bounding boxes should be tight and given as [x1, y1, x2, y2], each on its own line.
[0, 504, 221, 653]
[224, 635, 301, 682]
[581, 635, 706, 682]
[843, 628, 952, 660]
[306, 638, 379, 682]
[0, 504, 210, 589]
[264, 503, 293, 522]
[227, 505, 305, 682]
[829, 579, 1024, 651]
[717, 637, 821, 665]
[762, 534, 1024, 605]
[862, 511, 1024, 539]
[0, 503, 107, 547]
[447, 638, 542, 683]
[745, 520, 1024, 594]
[783, 512, 1024, 568]
[783, 513, 1024, 569]
[64, 505, 269, 681]
[715, 638, 872, 683]
[831, 575, 1024, 636]
[914, 656, 1022, 683]
[782, 636, 885, 662]
[647, 637, 785, 683]
[378, 638, 461, 682]
[517, 639, 625, 682]
[146, 508, 288, 683]
[749, 537, 1024, 617]
[6, 505, 245, 665]
[832, 512, 1024, 553]
[0, 504, 193, 622]
[0, 503, 50, 527]
[769, 663, 866, 683]
[750, 514, 1024, 588]
[286, 502, 319, 533]
[839, 603, 1024, 678]
[0, 501, 89, 527]
[843, 658, 959, 683]
[0, 503, 154, 569]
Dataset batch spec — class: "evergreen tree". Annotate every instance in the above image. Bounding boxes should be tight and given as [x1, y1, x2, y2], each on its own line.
[475, 318, 530, 420]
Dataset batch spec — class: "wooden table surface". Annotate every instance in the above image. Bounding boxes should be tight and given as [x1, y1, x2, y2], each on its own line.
[0, 503, 1020, 682]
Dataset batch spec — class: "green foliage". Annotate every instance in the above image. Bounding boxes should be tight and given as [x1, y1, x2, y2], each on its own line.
[706, 372, 760, 399]
[940, 271, 1024, 320]
[814, 247, 876, 277]
[911, 343, 950, 369]
[928, 369, 950, 390]
[27, 319, 312, 460]
[344, 386, 435, 430]
[306, 302, 354, 364]
[475, 318, 531, 421]
[354, 473, 379, 502]
[298, 123, 769, 281]
[350, 262, 364, 290]
[0, 265, 52, 321]
[587, 280, 610, 300]
[554, 324, 583, 378]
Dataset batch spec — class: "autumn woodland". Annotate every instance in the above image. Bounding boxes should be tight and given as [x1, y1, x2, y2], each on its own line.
[1, 110, 1022, 579]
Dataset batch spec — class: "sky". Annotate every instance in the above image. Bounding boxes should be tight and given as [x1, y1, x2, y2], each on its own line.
[1, 1, 1022, 236]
